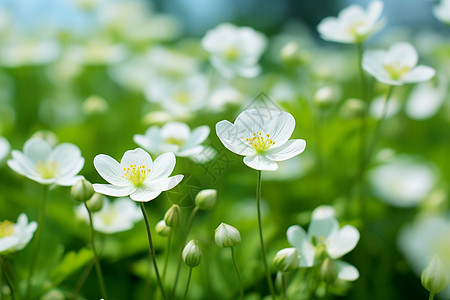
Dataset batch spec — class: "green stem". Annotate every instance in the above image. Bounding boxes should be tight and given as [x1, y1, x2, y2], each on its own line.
[0, 257, 15, 300]
[140, 203, 166, 300]
[231, 247, 244, 300]
[256, 170, 276, 300]
[70, 260, 94, 300]
[281, 272, 286, 300]
[25, 185, 49, 300]
[429, 292, 435, 300]
[172, 206, 199, 300]
[84, 203, 108, 300]
[182, 268, 192, 300]
[162, 229, 173, 283]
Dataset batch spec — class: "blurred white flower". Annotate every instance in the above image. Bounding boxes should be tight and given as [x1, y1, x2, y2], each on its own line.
[93, 148, 183, 202]
[369, 95, 400, 119]
[0, 136, 10, 162]
[216, 107, 306, 171]
[287, 206, 360, 281]
[208, 86, 243, 112]
[317, 1, 384, 44]
[82, 95, 109, 115]
[0, 213, 37, 254]
[8, 137, 84, 186]
[0, 38, 60, 67]
[75, 197, 142, 234]
[66, 40, 128, 65]
[362, 42, 435, 86]
[202, 23, 267, 78]
[368, 155, 436, 207]
[134, 122, 212, 163]
[434, 0, 450, 25]
[405, 76, 448, 120]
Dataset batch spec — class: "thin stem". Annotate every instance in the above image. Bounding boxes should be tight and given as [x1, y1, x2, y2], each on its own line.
[230, 247, 244, 300]
[162, 230, 173, 283]
[0, 257, 15, 300]
[25, 185, 49, 300]
[172, 206, 199, 300]
[182, 268, 192, 300]
[281, 272, 286, 300]
[70, 260, 94, 300]
[256, 170, 276, 300]
[140, 203, 166, 300]
[429, 292, 435, 300]
[84, 203, 108, 300]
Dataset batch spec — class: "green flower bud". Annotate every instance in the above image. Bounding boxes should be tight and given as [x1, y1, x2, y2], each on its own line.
[71, 178, 95, 203]
[280, 42, 309, 68]
[195, 189, 217, 211]
[86, 193, 104, 213]
[273, 248, 301, 272]
[421, 255, 450, 294]
[320, 258, 339, 284]
[340, 98, 366, 119]
[215, 223, 241, 248]
[155, 220, 171, 237]
[182, 240, 202, 268]
[164, 204, 181, 228]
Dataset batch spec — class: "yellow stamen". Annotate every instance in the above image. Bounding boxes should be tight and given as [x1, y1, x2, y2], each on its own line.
[164, 137, 185, 147]
[384, 63, 411, 80]
[122, 164, 151, 187]
[0, 220, 14, 238]
[246, 132, 275, 153]
[36, 160, 59, 179]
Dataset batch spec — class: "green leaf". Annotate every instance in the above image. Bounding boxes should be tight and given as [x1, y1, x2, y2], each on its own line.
[50, 248, 94, 285]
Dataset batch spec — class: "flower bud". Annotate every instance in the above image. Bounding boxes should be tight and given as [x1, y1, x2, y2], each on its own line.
[195, 189, 217, 211]
[280, 42, 308, 68]
[155, 220, 171, 237]
[421, 255, 450, 294]
[320, 258, 339, 284]
[71, 178, 95, 203]
[215, 223, 241, 248]
[339, 98, 366, 119]
[182, 240, 202, 268]
[314, 86, 339, 109]
[273, 248, 301, 272]
[86, 193, 104, 213]
[164, 204, 181, 228]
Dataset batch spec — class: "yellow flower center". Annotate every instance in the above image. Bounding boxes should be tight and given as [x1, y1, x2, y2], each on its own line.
[164, 137, 185, 147]
[348, 21, 367, 38]
[122, 164, 150, 187]
[384, 63, 411, 80]
[174, 91, 189, 104]
[0, 220, 14, 238]
[36, 160, 59, 179]
[224, 46, 240, 61]
[246, 131, 275, 153]
[99, 208, 117, 225]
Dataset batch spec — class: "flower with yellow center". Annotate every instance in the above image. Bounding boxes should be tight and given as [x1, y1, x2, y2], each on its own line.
[7, 137, 84, 186]
[216, 107, 306, 171]
[93, 148, 183, 202]
[0, 213, 37, 254]
[362, 42, 435, 86]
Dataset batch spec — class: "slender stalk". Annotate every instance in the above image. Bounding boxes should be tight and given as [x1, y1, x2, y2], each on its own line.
[230, 247, 244, 300]
[429, 292, 435, 300]
[140, 203, 166, 300]
[0, 257, 15, 300]
[281, 272, 286, 300]
[172, 206, 199, 300]
[162, 230, 173, 283]
[84, 203, 108, 300]
[25, 185, 49, 300]
[182, 268, 192, 300]
[256, 170, 276, 300]
[70, 260, 94, 300]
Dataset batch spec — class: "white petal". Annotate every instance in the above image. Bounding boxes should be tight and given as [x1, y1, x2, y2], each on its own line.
[133, 126, 163, 153]
[0, 236, 19, 253]
[265, 139, 306, 161]
[130, 186, 161, 202]
[93, 184, 136, 197]
[177, 145, 204, 157]
[216, 120, 254, 156]
[336, 260, 360, 281]
[328, 225, 360, 258]
[48, 143, 83, 175]
[146, 152, 176, 181]
[183, 125, 210, 148]
[23, 138, 51, 164]
[265, 111, 296, 145]
[147, 174, 184, 191]
[287, 225, 315, 267]
[403, 65, 436, 83]
[308, 217, 339, 241]
[10, 150, 39, 176]
[94, 154, 128, 186]
[287, 225, 307, 249]
[120, 148, 153, 169]
[387, 42, 418, 68]
[56, 175, 84, 186]
[243, 154, 278, 171]
[160, 122, 191, 141]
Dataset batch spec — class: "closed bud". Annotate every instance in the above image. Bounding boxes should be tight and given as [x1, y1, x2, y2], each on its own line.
[215, 223, 241, 248]
[320, 258, 339, 284]
[281, 42, 308, 68]
[164, 204, 181, 228]
[86, 193, 104, 213]
[314, 86, 339, 109]
[182, 240, 202, 268]
[155, 220, 171, 237]
[71, 178, 95, 203]
[340, 98, 366, 119]
[273, 248, 301, 272]
[195, 189, 217, 211]
[421, 255, 450, 294]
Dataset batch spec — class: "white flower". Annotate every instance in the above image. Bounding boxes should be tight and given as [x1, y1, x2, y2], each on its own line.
[368, 155, 436, 207]
[369, 95, 400, 119]
[66, 40, 129, 65]
[201, 23, 267, 78]
[0, 136, 10, 162]
[317, 1, 384, 44]
[75, 197, 142, 234]
[287, 207, 360, 281]
[0, 213, 37, 254]
[216, 107, 306, 171]
[133, 122, 211, 161]
[362, 42, 435, 86]
[93, 148, 183, 202]
[7, 137, 84, 186]
[0, 38, 60, 67]
[433, 0, 450, 25]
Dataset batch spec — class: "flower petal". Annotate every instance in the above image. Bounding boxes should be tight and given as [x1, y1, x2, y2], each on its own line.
[183, 125, 210, 148]
[243, 154, 278, 171]
[93, 184, 136, 197]
[328, 225, 360, 258]
[147, 174, 184, 191]
[265, 111, 296, 146]
[265, 139, 306, 161]
[160, 122, 191, 141]
[56, 175, 84, 186]
[308, 217, 339, 241]
[23, 138, 51, 164]
[120, 148, 153, 170]
[336, 260, 360, 281]
[403, 65, 436, 83]
[130, 186, 162, 202]
[287, 225, 316, 267]
[146, 152, 176, 181]
[94, 154, 129, 186]
[387, 42, 418, 68]
[216, 120, 254, 156]
[48, 143, 83, 175]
